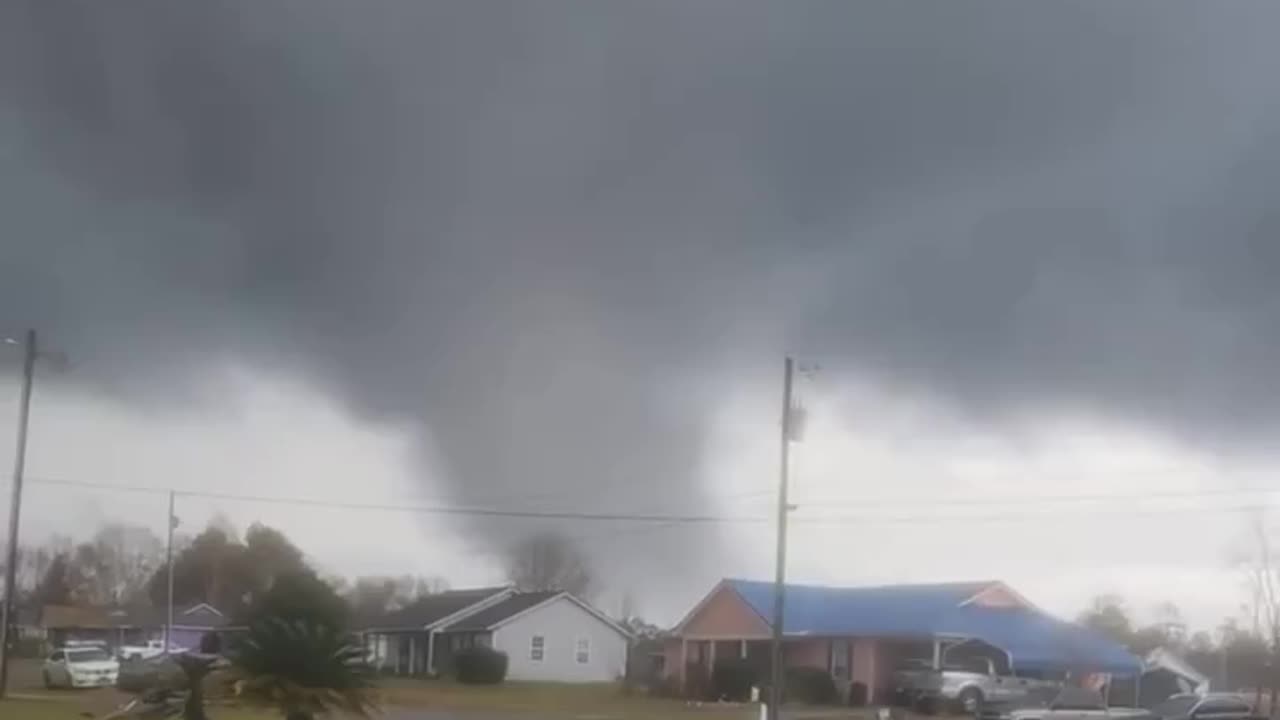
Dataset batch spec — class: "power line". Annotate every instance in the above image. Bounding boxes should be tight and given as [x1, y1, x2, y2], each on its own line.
[38, 471, 1277, 511]
[25, 476, 766, 525]
[23, 474, 1280, 527]
[792, 484, 1280, 510]
[795, 501, 1280, 525]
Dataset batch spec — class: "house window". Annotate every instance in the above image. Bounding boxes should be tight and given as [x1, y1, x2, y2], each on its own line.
[530, 635, 545, 661]
[475, 634, 491, 648]
[575, 637, 590, 664]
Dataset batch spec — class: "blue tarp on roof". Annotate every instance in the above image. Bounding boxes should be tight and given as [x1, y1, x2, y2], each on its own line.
[726, 579, 1141, 675]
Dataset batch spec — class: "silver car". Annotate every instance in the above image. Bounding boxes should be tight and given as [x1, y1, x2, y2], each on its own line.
[1004, 687, 1155, 720]
[1147, 694, 1260, 720]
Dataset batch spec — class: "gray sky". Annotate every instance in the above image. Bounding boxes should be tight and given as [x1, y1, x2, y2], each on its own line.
[3, 1, 1280, 626]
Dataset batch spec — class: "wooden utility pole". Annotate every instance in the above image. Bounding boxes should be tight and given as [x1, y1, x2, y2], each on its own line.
[768, 357, 795, 720]
[0, 330, 38, 698]
[165, 490, 176, 654]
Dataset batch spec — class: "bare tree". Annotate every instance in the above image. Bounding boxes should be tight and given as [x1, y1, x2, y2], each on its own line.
[90, 523, 165, 604]
[346, 574, 449, 619]
[505, 531, 595, 598]
[1240, 515, 1280, 715]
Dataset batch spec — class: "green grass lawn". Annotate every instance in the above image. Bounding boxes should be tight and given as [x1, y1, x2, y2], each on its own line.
[378, 677, 757, 718]
[3, 685, 757, 720]
[0, 698, 273, 720]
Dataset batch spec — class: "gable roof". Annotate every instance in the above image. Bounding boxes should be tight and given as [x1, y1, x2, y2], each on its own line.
[717, 579, 1141, 675]
[726, 578, 998, 636]
[175, 603, 229, 628]
[363, 586, 510, 631]
[442, 590, 631, 640]
[445, 591, 561, 631]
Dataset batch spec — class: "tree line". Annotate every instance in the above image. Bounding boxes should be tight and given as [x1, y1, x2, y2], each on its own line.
[1078, 595, 1271, 707]
[2, 520, 600, 631]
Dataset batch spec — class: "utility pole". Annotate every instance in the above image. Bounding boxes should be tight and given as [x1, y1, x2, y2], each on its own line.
[0, 329, 38, 699]
[165, 490, 176, 654]
[769, 356, 795, 720]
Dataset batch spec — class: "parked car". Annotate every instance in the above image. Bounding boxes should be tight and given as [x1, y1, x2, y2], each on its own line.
[118, 639, 187, 661]
[892, 656, 1059, 713]
[115, 654, 184, 694]
[997, 687, 1153, 720]
[1147, 693, 1261, 720]
[43, 646, 121, 689]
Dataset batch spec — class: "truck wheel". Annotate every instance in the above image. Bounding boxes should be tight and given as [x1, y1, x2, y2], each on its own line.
[958, 687, 984, 715]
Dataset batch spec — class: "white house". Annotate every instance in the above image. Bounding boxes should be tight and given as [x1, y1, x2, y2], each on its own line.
[443, 590, 631, 683]
[361, 587, 631, 684]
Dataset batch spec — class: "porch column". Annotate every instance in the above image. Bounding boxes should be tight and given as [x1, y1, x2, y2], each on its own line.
[426, 630, 436, 675]
[932, 638, 942, 669]
[680, 638, 689, 693]
[709, 640, 717, 669]
[409, 634, 417, 675]
[865, 639, 880, 705]
[740, 640, 748, 659]
[394, 636, 401, 674]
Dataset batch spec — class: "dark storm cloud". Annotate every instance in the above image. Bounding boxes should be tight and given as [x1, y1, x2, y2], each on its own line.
[4, 0, 1280, 585]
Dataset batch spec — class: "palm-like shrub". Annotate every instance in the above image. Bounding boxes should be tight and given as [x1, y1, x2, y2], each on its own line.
[228, 618, 377, 720]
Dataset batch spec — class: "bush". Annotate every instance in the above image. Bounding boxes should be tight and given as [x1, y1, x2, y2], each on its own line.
[711, 658, 758, 701]
[648, 674, 683, 699]
[785, 666, 837, 705]
[454, 647, 508, 685]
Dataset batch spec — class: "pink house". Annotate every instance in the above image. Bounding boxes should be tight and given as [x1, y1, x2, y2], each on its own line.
[665, 578, 1140, 705]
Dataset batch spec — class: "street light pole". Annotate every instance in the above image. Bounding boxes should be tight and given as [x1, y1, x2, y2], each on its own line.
[0, 329, 38, 699]
[768, 356, 795, 720]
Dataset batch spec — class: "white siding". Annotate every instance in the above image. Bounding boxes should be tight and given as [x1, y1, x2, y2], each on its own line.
[491, 596, 627, 683]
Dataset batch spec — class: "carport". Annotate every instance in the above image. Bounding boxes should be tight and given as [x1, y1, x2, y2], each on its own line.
[935, 604, 1144, 676]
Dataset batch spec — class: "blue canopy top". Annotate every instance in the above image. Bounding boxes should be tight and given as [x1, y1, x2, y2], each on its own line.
[727, 579, 1142, 675]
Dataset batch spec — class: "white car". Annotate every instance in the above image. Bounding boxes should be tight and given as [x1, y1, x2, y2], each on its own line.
[43, 646, 120, 689]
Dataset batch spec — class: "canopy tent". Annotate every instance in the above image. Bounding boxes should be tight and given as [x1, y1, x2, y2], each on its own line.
[1145, 647, 1210, 693]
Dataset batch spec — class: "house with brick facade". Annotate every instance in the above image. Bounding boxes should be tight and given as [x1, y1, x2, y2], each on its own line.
[666, 579, 1140, 704]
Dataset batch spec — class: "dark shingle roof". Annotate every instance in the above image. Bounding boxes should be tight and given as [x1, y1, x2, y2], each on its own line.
[364, 586, 509, 630]
[42, 605, 148, 629]
[41, 603, 227, 629]
[445, 591, 560, 631]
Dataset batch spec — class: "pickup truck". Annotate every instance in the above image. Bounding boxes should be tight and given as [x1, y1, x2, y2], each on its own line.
[892, 657, 1059, 713]
[117, 639, 186, 661]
